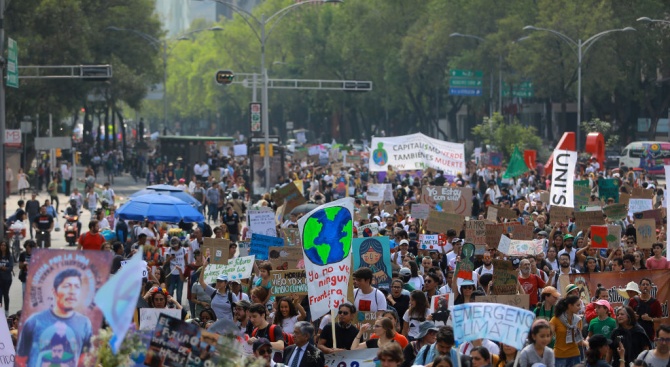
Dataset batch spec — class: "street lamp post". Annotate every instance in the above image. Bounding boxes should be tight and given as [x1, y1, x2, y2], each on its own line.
[637, 17, 670, 25]
[106, 26, 222, 133]
[523, 25, 635, 149]
[193, 0, 342, 192]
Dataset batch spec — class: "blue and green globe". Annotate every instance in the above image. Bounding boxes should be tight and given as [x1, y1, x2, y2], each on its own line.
[303, 206, 353, 265]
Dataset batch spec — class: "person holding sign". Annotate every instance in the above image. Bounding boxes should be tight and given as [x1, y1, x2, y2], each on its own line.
[550, 295, 584, 367]
[317, 303, 359, 354]
[351, 317, 396, 350]
[353, 267, 388, 316]
[198, 261, 238, 321]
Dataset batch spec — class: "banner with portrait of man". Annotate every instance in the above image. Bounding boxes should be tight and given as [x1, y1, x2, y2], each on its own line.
[15, 249, 113, 367]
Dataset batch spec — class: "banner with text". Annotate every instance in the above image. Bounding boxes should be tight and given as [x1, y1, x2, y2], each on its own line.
[550, 150, 578, 208]
[369, 133, 465, 176]
[452, 303, 535, 350]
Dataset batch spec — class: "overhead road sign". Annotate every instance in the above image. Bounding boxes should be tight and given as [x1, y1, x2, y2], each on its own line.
[448, 69, 483, 97]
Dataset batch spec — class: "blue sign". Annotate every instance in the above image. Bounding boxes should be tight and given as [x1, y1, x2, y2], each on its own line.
[449, 87, 482, 96]
[250, 233, 284, 260]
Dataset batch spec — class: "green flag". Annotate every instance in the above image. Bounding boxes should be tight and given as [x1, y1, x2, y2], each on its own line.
[503, 146, 529, 179]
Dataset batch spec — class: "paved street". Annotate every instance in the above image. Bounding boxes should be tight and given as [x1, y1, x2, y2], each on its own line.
[5, 167, 146, 315]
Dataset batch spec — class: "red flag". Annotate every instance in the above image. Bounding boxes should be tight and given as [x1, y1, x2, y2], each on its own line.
[524, 150, 537, 170]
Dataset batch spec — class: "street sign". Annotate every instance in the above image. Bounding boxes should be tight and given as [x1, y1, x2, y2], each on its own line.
[20, 121, 32, 134]
[502, 81, 534, 98]
[448, 87, 483, 96]
[251, 136, 279, 144]
[4, 130, 21, 147]
[250, 102, 261, 132]
[448, 69, 483, 97]
[34, 137, 72, 150]
[7, 38, 18, 88]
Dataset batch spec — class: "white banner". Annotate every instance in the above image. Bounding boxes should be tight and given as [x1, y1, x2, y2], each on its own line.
[365, 184, 385, 202]
[550, 149, 578, 207]
[324, 348, 378, 367]
[139, 308, 181, 330]
[0, 308, 15, 366]
[203, 255, 256, 283]
[248, 209, 277, 238]
[298, 198, 354, 319]
[369, 133, 465, 175]
[452, 303, 535, 350]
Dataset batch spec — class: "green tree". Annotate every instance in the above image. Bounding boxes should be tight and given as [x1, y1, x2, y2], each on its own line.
[471, 113, 542, 160]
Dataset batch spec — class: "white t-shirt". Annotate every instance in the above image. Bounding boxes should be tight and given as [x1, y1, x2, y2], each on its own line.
[201, 164, 210, 178]
[403, 309, 431, 339]
[193, 164, 203, 176]
[281, 315, 299, 334]
[166, 247, 187, 276]
[87, 192, 98, 210]
[475, 264, 494, 277]
[102, 188, 115, 204]
[354, 287, 387, 313]
[409, 276, 424, 291]
[140, 227, 157, 240]
[558, 248, 577, 265]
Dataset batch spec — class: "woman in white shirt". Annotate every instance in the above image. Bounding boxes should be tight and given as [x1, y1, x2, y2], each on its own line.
[408, 262, 424, 291]
[401, 290, 431, 341]
[272, 295, 306, 334]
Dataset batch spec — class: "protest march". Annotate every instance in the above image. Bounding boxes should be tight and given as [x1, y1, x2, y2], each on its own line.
[2, 131, 670, 367]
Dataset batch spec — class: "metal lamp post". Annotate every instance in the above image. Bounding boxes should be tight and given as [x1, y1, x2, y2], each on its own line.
[637, 17, 670, 25]
[106, 26, 223, 133]
[193, 0, 342, 192]
[523, 25, 635, 149]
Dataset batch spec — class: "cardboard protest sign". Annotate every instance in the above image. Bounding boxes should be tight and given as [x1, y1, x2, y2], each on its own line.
[632, 187, 655, 199]
[282, 227, 301, 246]
[421, 186, 472, 215]
[411, 203, 430, 220]
[607, 225, 622, 249]
[491, 260, 518, 295]
[427, 210, 464, 233]
[497, 238, 543, 257]
[298, 198, 354, 319]
[139, 308, 182, 330]
[639, 209, 663, 226]
[465, 220, 487, 245]
[635, 219, 656, 249]
[323, 349, 377, 367]
[353, 237, 392, 290]
[486, 224, 505, 249]
[474, 294, 530, 310]
[603, 204, 627, 220]
[628, 199, 653, 217]
[250, 233, 284, 260]
[383, 204, 396, 215]
[456, 243, 476, 280]
[15, 249, 112, 367]
[503, 222, 534, 240]
[248, 209, 277, 238]
[202, 255, 256, 283]
[0, 309, 15, 366]
[344, 154, 362, 167]
[430, 294, 452, 326]
[366, 184, 385, 202]
[574, 184, 591, 207]
[452, 303, 535, 350]
[271, 270, 308, 296]
[539, 192, 550, 204]
[590, 225, 610, 249]
[355, 311, 377, 340]
[358, 207, 369, 221]
[573, 210, 605, 233]
[550, 205, 574, 223]
[272, 182, 306, 211]
[269, 246, 304, 270]
[598, 178, 620, 203]
[619, 193, 631, 207]
[144, 313, 201, 367]
[486, 206, 498, 222]
[492, 206, 517, 220]
[357, 222, 379, 238]
[201, 238, 230, 265]
[237, 241, 250, 257]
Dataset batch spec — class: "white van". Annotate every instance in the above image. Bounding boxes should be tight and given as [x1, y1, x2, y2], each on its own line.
[619, 141, 670, 175]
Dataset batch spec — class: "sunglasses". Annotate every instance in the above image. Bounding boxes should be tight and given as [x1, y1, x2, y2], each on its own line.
[338, 311, 350, 315]
[258, 348, 272, 356]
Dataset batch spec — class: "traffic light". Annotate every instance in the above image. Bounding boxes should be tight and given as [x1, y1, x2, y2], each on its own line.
[215, 70, 234, 85]
[259, 144, 274, 157]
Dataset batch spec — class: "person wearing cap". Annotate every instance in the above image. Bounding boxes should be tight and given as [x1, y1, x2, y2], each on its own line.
[230, 278, 250, 302]
[445, 237, 463, 271]
[165, 237, 188, 305]
[535, 286, 561, 325]
[393, 239, 410, 266]
[318, 303, 359, 354]
[198, 260, 238, 321]
[612, 305, 653, 365]
[234, 299, 254, 336]
[628, 278, 662, 341]
[587, 299, 616, 339]
[253, 338, 274, 367]
[402, 321, 439, 367]
[585, 333, 625, 367]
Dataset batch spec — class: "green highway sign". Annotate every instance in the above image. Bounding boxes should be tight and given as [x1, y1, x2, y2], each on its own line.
[502, 81, 533, 98]
[449, 79, 483, 87]
[450, 69, 483, 78]
[7, 38, 18, 88]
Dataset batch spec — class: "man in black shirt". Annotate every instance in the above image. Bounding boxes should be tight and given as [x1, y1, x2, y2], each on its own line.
[33, 205, 54, 248]
[387, 279, 410, 329]
[25, 193, 40, 239]
[18, 240, 35, 295]
[318, 303, 359, 353]
[222, 206, 241, 242]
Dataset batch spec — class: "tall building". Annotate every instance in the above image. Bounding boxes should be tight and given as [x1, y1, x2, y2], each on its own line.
[155, 0, 191, 37]
[188, 0, 263, 25]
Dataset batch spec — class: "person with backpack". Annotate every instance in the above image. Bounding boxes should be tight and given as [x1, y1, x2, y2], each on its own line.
[628, 278, 663, 342]
[247, 303, 286, 363]
[197, 262, 238, 322]
[637, 325, 670, 367]
[353, 267, 387, 317]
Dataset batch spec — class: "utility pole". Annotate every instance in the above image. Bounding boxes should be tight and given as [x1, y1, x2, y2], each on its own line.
[0, 0, 7, 239]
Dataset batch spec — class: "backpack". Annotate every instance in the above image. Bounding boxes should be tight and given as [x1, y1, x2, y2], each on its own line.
[252, 324, 294, 346]
[210, 290, 235, 319]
